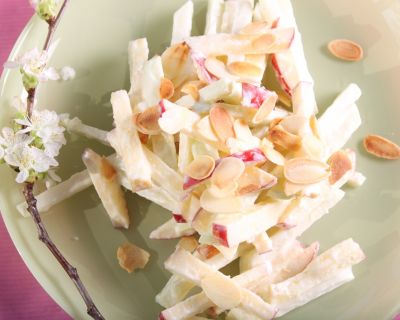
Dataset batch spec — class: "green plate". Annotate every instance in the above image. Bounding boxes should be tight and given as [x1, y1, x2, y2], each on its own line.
[1, 0, 400, 319]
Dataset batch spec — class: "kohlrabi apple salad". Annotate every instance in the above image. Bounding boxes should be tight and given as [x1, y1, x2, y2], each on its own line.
[18, 0, 373, 318]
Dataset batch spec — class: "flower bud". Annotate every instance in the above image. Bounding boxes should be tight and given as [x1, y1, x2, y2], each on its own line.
[30, 0, 60, 21]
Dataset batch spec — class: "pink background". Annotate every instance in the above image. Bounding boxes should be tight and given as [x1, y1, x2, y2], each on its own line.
[0, 1, 70, 319]
[1, 1, 400, 320]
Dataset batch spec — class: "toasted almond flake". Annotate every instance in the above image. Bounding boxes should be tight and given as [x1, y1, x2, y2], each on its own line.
[117, 243, 150, 273]
[193, 116, 220, 143]
[211, 157, 245, 189]
[284, 158, 330, 185]
[328, 150, 353, 184]
[233, 119, 259, 145]
[240, 21, 271, 35]
[328, 39, 364, 62]
[280, 115, 309, 136]
[364, 135, 400, 160]
[181, 80, 207, 101]
[237, 166, 277, 195]
[134, 106, 161, 135]
[204, 56, 236, 80]
[201, 274, 242, 310]
[100, 157, 117, 180]
[260, 139, 286, 166]
[251, 33, 277, 52]
[208, 182, 238, 198]
[185, 155, 216, 180]
[197, 244, 220, 260]
[209, 105, 236, 143]
[268, 124, 302, 151]
[177, 236, 199, 252]
[227, 61, 262, 78]
[269, 117, 283, 129]
[159, 77, 175, 100]
[253, 93, 278, 124]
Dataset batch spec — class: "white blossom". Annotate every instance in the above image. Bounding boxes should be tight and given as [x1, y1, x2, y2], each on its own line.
[4, 144, 57, 183]
[16, 109, 66, 157]
[0, 127, 33, 152]
[4, 42, 60, 89]
[60, 66, 76, 81]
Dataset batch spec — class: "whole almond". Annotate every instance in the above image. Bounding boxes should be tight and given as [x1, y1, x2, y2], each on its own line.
[364, 135, 400, 159]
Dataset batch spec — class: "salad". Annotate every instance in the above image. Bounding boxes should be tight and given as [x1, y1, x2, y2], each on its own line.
[17, 0, 368, 318]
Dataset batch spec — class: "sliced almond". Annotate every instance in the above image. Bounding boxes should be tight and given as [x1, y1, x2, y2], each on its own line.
[193, 116, 220, 143]
[251, 33, 277, 52]
[233, 119, 259, 145]
[268, 124, 302, 151]
[284, 158, 330, 185]
[240, 21, 271, 35]
[208, 182, 238, 199]
[328, 150, 354, 185]
[227, 61, 262, 78]
[159, 77, 175, 100]
[134, 106, 161, 135]
[100, 157, 117, 180]
[237, 167, 277, 195]
[117, 243, 150, 273]
[364, 135, 400, 160]
[269, 117, 283, 129]
[328, 39, 364, 62]
[181, 80, 207, 101]
[177, 236, 199, 253]
[209, 106, 236, 143]
[260, 138, 285, 166]
[204, 57, 236, 80]
[211, 157, 245, 189]
[252, 93, 278, 124]
[197, 244, 220, 260]
[184, 155, 216, 181]
[201, 273, 242, 310]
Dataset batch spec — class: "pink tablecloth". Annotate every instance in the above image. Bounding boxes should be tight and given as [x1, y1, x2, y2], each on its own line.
[0, 1, 70, 319]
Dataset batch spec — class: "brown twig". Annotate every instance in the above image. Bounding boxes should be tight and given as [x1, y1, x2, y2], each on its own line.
[23, 183, 105, 320]
[22, 1, 105, 319]
[43, 0, 70, 51]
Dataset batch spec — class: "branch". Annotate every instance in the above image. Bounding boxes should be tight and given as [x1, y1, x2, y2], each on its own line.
[22, 1, 105, 319]
[43, 0, 70, 51]
[23, 183, 105, 320]
[27, 0, 70, 118]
